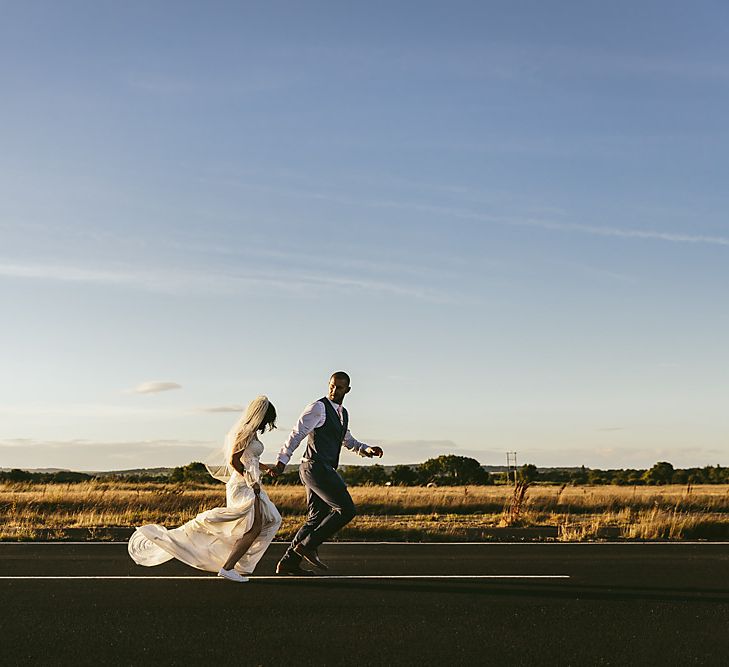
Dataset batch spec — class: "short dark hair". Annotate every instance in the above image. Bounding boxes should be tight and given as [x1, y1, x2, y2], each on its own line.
[330, 371, 351, 386]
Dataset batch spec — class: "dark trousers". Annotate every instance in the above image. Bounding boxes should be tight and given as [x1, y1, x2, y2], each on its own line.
[282, 460, 356, 562]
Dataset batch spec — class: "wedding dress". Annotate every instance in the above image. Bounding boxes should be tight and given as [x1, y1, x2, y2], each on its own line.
[128, 437, 281, 575]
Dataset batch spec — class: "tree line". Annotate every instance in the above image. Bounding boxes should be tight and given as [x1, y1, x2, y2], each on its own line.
[2, 457, 729, 486]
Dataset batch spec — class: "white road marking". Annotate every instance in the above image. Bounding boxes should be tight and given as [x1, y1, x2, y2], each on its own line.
[0, 574, 569, 580]
[1, 541, 727, 546]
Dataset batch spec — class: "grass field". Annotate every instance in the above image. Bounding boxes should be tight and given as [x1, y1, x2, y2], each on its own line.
[2, 482, 729, 541]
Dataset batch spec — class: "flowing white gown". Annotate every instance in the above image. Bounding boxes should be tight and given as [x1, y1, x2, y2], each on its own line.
[128, 438, 282, 575]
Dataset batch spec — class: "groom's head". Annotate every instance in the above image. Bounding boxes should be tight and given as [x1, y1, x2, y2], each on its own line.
[328, 371, 351, 404]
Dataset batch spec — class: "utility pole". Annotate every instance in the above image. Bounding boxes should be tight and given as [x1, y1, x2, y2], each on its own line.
[506, 451, 518, 487]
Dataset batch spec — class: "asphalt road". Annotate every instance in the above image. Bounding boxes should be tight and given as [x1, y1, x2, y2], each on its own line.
[1, 542, 728, 665]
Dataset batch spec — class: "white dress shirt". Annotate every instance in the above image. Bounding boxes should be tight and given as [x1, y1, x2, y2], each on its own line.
[276, 398, 371, 465]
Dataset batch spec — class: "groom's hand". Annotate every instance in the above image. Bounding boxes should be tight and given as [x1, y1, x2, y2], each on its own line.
[367, 446, 384, 458]
[272, 461, 286, 476]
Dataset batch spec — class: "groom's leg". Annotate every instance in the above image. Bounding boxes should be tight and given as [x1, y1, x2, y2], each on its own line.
[298, 462, 355, 550]
[296, 485, 330, 544]
[281, 482, 329, 563]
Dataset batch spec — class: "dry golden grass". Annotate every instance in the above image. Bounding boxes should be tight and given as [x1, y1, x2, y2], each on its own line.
[2, 481, 729, 541]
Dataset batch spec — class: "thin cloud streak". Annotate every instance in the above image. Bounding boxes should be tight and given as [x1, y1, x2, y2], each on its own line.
[0, 404, 186, 418]
[517, 219, 729, 247]
[0, 437, 210, 450]
[520, 445, 727, 469]
[0, 438, 216, 471]
[0, 259, 454, 302]
[213, 179, 729, 249]
[380, 200, 729, 248]
[1, 402, 250, 418]
[133, 381, 182, 394]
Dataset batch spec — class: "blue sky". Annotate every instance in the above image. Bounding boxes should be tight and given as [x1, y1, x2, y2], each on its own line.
[1, 1, 728, 470]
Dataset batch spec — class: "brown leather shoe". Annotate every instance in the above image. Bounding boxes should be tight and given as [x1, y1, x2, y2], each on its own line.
[275, 559, 316, 576]
[293, 544, 329, 570]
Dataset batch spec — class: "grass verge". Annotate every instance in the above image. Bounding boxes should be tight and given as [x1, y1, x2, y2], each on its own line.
[2, 482, 729, 541]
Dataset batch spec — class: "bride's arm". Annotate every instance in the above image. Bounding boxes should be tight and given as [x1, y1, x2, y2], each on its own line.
[230, 452, 246, 476]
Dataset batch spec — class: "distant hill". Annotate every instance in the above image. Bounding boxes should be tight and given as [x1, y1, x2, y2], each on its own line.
[0, 467, 74, 474]
[2, 463, 590, 475]
[1, 466, 174, 476]
[483, 465, 585, 473]
[83, 467, 175, 477]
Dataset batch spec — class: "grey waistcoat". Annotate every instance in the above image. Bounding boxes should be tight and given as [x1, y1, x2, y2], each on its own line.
[303, 397, 349, 468]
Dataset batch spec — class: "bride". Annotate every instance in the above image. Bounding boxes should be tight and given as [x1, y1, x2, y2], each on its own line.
[128, 395, 282, 582]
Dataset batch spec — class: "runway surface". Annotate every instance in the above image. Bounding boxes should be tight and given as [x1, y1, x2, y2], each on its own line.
[2, 542, 729, 665]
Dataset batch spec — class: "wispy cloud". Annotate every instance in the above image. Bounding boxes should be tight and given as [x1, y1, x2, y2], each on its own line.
[396, 42, 729, 84]
[546, 260, 635, 284]
[383, 199, 729, 248]
[0, 403, 184, 418]
[207, 178, 729, 249]
[0, 437, 205, 449]
[0, 261, 151, 286]
[382, 201, 729, 248]
[572, 49, 729, 83]
[518, 445, 727, 469]
[0, 438, 216, 471]
[0, 258, 456, 303]
[513, 219, 729, 247]
[133, 381, 182, 394]
[0, 401, 245, 418]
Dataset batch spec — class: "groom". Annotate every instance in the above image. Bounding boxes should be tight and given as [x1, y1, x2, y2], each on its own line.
[272, 371, 383, 575]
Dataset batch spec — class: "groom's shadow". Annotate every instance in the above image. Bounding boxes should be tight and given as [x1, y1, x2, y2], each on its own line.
[254, 576, 729, 604]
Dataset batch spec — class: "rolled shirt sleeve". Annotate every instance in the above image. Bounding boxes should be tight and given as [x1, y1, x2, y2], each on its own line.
[343, 430, 372, 457]
[276, 401, 326, 465]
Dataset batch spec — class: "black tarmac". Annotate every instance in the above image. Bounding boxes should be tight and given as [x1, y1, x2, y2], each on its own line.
[1, 542, 729, 665]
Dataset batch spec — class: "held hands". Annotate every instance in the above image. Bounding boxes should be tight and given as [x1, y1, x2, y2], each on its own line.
[260, 462, 277, 479]
[265, 461, 286, 478]
[366, 446, 384, 459]
[259, 461, 286, 479]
